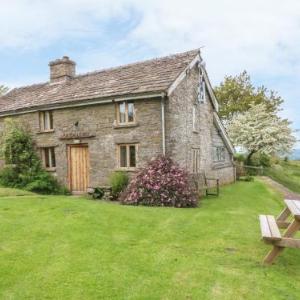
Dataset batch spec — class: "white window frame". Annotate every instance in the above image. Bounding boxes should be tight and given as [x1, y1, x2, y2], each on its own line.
[117, 144, 138, 169]
[116, 101, 136, 125]
[39, 111, 54, 132]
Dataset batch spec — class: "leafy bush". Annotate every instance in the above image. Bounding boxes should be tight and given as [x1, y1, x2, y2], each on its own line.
[234, 153, 246, 163]
[24, 172, 68, 194]
[0, 166, 18, 187]
[250, 153, 271, 167]
[238, 174, 254, 182]
[0, 120, 67, 194]
[109, 171, 129, 199]
[92, 187, 105, 199]
[121, 156, 197, 208]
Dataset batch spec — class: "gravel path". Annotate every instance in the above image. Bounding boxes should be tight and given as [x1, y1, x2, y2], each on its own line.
[260, 176, 300, 200]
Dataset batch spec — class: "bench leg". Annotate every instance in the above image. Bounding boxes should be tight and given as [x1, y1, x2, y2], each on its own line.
[263, 220, 300, 264]
[276, 207, 290, 223]
[263, 246, 284, 264]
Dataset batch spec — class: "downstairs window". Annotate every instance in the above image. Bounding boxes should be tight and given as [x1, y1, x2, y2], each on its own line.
[118, 144, 137, 168]
[41, 147, 56, 170]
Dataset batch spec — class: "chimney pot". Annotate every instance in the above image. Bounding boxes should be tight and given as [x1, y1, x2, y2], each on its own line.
[49, 56, 76, 83]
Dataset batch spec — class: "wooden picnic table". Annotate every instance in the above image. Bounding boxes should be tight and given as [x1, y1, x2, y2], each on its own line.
[259, 199, 300, 264]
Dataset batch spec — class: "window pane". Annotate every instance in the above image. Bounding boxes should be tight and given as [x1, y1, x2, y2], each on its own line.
[39, 112, 43, 131]
[44, 148, 50, 168]
[49, 111, 54, 129]
[119, 102, 126, 123]
[50, 148, 56, 167]
[129, 145, 136, 167]
[192, 106, 196, 131]
[44, 112, 50, 130]
[128, 102, 135, 123]
[120, 146, 127, 167]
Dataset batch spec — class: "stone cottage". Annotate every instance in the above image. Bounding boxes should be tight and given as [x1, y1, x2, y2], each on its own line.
[0, 49, 235, 194]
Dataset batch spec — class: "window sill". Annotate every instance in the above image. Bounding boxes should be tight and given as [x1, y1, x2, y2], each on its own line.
[113, 123, 138, 129]
[45, 167, 56, 172]
[115, 167, 137, 172]
[212, 162, 233, 170]
[37, 130, 55, 134]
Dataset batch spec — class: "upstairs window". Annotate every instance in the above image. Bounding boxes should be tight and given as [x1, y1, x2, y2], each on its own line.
[118, 144, 137, 168]
[213, 146, 226, 162]
[198, 68, 206, 103]
[39, 111, 54, 132]
[117, 101, 135, 125]
[192, 106, 197, 132]
[41, 147, 56, 170]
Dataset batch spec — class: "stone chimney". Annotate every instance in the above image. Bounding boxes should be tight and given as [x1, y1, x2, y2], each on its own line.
[49, 56, 76, 83]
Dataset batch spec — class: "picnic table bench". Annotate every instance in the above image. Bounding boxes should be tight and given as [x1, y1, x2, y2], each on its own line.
[259, 199, 300, 264]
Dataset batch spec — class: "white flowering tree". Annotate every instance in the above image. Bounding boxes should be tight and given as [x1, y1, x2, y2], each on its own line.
[0, 85, 8, 96]
[227, 103, 297, 163]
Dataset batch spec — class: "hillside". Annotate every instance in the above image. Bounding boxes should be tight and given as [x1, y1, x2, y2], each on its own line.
[265, 160, 300, 193]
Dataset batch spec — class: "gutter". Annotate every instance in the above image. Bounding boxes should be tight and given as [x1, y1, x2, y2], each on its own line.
[161, 94, 166, 155]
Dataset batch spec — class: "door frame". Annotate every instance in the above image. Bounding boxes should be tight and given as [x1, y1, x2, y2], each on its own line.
[67, 143, 90, 193]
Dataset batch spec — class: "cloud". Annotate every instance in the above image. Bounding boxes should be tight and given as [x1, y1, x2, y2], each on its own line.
[2, 0, 300, 79]
[1, 0, 300, 146]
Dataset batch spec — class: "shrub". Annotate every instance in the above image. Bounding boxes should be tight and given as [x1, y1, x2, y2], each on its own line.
[234, 153, 246, 163]
[0, 166, 18, 187]
[250, 153, 271, 167]
[0, 120, 67, 194]
[24, 172, 68, 194]
[121, 156, 197, 208]
[238, 174, 254, 182]
[109, 171, 129, 199]
[92, 187, 105, 199]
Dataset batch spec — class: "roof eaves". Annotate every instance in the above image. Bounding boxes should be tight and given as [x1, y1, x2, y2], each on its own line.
[0, 91, 165, 117]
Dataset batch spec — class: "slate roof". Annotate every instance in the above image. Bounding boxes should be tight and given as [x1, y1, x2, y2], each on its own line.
[0, 49, 199, 115]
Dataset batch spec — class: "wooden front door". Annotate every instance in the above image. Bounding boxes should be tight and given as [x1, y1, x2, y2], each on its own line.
[68, 145, 90, 193]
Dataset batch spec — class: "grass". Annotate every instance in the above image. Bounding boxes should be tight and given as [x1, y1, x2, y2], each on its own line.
[265, 160, 300, 193]
[0, 187, 34, 197]
[0, 181, 300, 299]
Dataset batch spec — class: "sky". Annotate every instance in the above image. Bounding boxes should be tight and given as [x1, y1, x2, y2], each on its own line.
[1, 0, 300, 147]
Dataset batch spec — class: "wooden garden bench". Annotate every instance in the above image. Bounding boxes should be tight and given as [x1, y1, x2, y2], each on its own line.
[190, 173, 219, 196]
[259, 199, 300, 264]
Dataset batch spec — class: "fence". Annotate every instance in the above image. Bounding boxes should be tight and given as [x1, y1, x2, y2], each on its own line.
[236, 164, 264, 178]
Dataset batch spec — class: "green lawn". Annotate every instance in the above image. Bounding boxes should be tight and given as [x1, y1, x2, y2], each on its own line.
[265, 160, 300, 193]
[0, 180, 300, 299]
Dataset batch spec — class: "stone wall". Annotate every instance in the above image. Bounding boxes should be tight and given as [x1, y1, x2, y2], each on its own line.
[0, 98, 163, 188]
[165, 64, 235, 185]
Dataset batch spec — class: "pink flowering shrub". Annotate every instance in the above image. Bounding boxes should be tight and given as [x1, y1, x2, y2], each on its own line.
[120, 156, 198, 207]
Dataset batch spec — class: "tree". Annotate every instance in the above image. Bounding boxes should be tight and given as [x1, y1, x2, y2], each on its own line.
[0, 119, 65, 194]
[227, 103, 296, 164]
[215, 71, 283, 123]
[0, 85, 8, 96]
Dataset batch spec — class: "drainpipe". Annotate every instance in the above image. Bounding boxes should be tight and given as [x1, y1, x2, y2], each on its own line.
[161, 94, 166, 156]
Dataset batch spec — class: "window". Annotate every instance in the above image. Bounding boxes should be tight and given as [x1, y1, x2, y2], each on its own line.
[39, 111, 54, 131]
[213, 146, 226, 162]
[192, 106, 197, 132]
[118, 144, 137, 168]
[116, 101, 135, 124]
[198, 68, 206, 103]
[41, 147, 56, 169]
[192, 148, 200, 173]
